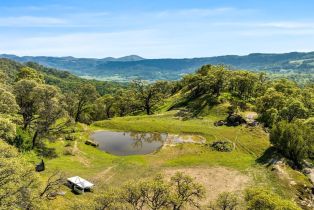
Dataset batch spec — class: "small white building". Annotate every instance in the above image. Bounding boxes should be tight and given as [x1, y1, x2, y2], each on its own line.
[67, 176, 94, 193]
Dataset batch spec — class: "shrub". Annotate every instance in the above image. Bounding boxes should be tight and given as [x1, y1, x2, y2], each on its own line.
[65, 134, 75, 141]
[63, 147, 75, 156]
[245, 188, 301, 210]
[208, 192, 239, 210]
[270, 121, 310, 167]
[210, 141, 234, 152]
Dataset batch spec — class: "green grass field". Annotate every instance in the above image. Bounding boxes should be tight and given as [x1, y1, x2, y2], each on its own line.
[23, 105, 311, 209]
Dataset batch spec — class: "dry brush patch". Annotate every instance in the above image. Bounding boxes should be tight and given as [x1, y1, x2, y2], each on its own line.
[163, 167, 251, 204]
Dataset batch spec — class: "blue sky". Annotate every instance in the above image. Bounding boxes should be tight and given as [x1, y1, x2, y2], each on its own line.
[0, 0, 314, 58]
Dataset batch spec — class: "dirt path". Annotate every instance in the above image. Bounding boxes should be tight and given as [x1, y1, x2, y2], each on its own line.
[308, 168, 314, 184]
[72, 140, 90, 167]
[73, 140, 78, 153]
[164, 167, 251, 204]
[93, 166, 116, 183]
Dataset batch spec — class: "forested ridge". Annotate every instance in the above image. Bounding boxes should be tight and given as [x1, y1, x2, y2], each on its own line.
[1, 52, 314, 83]
[0, 58, 313, 209]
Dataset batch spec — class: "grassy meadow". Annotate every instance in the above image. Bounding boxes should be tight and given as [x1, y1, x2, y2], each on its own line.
[23, 105, 311, 209]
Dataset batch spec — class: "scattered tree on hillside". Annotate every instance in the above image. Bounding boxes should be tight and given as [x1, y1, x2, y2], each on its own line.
[132, 80, 169, 115]
[182, 65, 265, 112]
[270, 121, 311, 167]
[208, 192, 239, 210]
[94, 172, 205, 210]
[31, 84, 65, 149]
[196, 65, 229, 97]
[301, 85, 314, 113]
[272, 79, 299, 96]
[120, 176, 170, 210]
[0, 70, 8, 84]
[0, 141, 43, 209]
[14, 79, 38, 130]
[170, 172, 205, 210]
[228, 71, 259, 101]
[92, 94, 115, 120]
[72, 84, 98, 122]
[183, 73, 214, 99]
[114, 89, 138, 117]
[256, 89, 287, 127]
[256, 80, 313, 127]
[17, 66, 44, 83]
[14, 79, 67, 149]
[0, 117, 16, 144]
[280, 99, 308, 122]
[142, 175, 170, 210]
[0, 88, 18, 114]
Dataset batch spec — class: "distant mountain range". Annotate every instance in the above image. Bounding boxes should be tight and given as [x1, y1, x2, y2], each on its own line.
[1, 52, 314, 81]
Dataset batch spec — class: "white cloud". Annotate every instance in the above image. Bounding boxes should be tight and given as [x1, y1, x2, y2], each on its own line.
[214, 21, 314, 29]
[0, 5, 75, 12]
[0, 30, 167, 58]
[1, 28, 313, 58]
[155, 7, 236, 18]
[258, 21, 314, 29]
[0, 7, 244, 28]
[0, 6, 314, 57]
[0, 16, 68, 27]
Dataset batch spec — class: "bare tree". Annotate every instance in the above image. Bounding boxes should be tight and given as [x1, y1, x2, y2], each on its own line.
[40, 171, 65, 200]
[170, 172, 205, 210]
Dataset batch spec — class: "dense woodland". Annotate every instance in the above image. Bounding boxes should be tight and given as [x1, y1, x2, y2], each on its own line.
[0, 58, 313, 209]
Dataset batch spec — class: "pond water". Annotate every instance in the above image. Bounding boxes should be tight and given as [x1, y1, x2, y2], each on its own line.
[90, 131, 167, 156]
[91, 131, 206, 156]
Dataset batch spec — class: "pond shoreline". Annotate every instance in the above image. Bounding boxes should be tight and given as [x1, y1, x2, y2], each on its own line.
[90, 130, 206, 156]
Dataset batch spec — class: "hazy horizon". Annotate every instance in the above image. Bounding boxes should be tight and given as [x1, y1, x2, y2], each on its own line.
[2, 50, 314, 60]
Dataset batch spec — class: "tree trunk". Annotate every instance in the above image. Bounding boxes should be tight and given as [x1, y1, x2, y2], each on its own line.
[106, 105, 112, 119]
[32, 130, 39, 149]
[146, 106, 151, 115]
[75, 101, 83, 122]
[145, 99, 151, 115]
[75, 105, 82, 122]
[75, 112, 80, 122]
[23, 121, 28, 130]
[22, 114, 30, 130]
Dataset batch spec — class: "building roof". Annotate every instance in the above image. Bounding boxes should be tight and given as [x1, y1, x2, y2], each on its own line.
[67, 176, 94, 189]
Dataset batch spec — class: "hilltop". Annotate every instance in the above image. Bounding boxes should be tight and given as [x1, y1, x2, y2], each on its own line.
[0, 59, 313, 209]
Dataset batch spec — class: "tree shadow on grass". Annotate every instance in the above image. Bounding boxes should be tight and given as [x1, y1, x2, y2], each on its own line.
[36, 145, 58, 159]
[173, 95, 218, 120]
[256, 147, 282, 167]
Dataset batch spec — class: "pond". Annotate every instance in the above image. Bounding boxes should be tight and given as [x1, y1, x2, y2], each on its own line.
[90, 131, 167, 156]
[90, 131, 206, 156]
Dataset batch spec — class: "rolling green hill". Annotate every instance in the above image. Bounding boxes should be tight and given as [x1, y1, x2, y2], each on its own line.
[1, 52, 314, 82]
[1, 58, 313, 209]
[0, 58, 122, 95]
